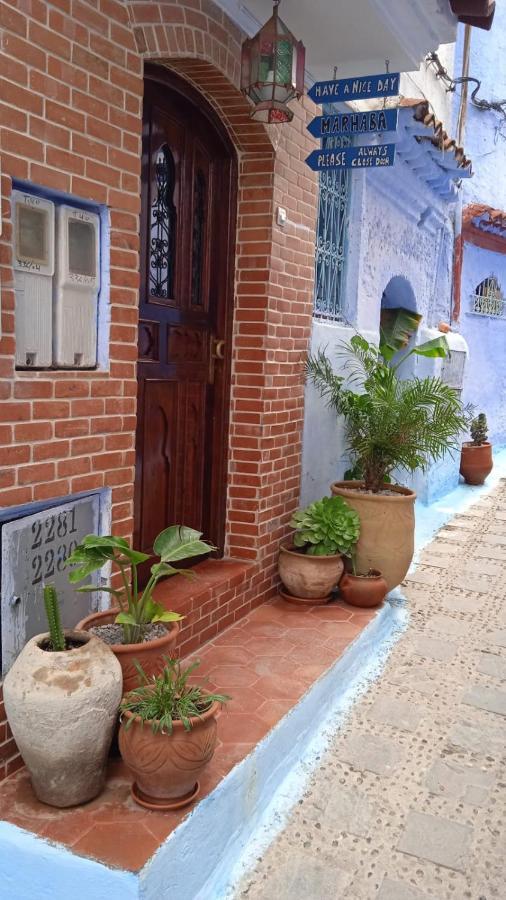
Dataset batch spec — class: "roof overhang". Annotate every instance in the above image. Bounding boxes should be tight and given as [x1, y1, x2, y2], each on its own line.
[395, 101, 472, 203]
[449, 0, 496, 31]
[214, 0, 460, 81]
[463, 204, 506, 253]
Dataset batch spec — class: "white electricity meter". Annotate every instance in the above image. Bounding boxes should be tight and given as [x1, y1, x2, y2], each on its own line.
[54, 205, 100, 368]
[12, 190, 55, 368]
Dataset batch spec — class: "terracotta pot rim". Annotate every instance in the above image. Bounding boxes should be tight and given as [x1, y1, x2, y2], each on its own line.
[120, 692, 219, 731]
[343, 570, 383, 581]
[75, 608, 180, 655]
[461, 441, 492, 450]
[280, 540, 343, 561]
[331, 480, 416, 501]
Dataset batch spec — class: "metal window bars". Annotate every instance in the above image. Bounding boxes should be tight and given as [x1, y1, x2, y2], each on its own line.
[313, 111, 352, 321]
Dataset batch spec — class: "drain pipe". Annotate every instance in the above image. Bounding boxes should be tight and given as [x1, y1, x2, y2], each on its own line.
[452, 24, 472, 323]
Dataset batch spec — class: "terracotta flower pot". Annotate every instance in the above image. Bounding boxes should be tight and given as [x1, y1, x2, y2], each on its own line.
[460, 442, 493, 485]
[119, 695, 219, 810]
[331, 481, 416, 591]
[3, 630, 122, 808]
[278, 542, 344, 601]
[76, 608, 180, 693]
[339, 570, 388, 608]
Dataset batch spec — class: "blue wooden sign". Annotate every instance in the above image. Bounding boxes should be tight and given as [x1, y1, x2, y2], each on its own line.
[308, 72, 400, 104]
[306, 143, 396, 171]
[307, 107, 398, 139]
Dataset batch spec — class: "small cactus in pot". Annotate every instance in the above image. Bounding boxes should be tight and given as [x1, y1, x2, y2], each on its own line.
[460, 412, 493, 485]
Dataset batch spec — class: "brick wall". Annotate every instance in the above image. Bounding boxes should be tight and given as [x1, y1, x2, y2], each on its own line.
[0, 0, 319, 780]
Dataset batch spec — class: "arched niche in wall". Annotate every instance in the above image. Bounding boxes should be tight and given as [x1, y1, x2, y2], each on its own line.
[380, 275, 421, 378]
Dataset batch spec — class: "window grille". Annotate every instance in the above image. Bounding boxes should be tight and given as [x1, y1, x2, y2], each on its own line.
[314, 112, 352, 321]
[470, 276, 505, 318]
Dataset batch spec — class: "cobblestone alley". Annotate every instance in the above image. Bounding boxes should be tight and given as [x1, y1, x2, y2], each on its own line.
[236, 481, 506, 900]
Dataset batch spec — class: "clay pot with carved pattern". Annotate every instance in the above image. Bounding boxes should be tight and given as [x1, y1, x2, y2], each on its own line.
[76, 608, 180, 693]
[119, 693, 219, 810]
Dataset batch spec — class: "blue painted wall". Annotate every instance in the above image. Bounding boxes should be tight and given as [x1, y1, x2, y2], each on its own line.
[301, 104, 463, 506]
[454, 10, 506, 446]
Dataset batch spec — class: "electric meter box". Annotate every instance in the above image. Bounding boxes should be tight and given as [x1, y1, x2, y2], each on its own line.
[12, 190, 55, 368]
[54, 205, 100, 368]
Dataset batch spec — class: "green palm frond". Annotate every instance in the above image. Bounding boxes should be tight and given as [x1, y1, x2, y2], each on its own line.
[306, 336, 471, 492]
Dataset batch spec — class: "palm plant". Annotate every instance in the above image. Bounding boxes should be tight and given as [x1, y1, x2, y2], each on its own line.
[306, 334, 471, 493]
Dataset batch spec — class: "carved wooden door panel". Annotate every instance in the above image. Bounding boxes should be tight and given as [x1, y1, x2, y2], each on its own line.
[134, 73, 235, 560]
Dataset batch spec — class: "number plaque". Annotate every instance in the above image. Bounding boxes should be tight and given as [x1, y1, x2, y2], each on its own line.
[1, 495, 101, 675]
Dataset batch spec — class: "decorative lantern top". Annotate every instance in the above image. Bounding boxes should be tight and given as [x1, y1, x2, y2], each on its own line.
[241, 0, 306, 124]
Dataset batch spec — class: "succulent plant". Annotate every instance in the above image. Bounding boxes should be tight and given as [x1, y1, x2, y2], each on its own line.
[290, 495, 360, 557]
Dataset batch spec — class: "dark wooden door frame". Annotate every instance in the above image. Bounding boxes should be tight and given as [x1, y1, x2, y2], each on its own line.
[134, 65, 238, 558]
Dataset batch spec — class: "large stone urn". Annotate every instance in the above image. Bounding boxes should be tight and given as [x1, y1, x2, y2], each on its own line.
[331, 481, 416, 591]
[3, 630, 122, 808]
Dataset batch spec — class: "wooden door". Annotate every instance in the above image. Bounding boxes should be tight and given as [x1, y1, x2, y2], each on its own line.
[134, 71, 236, 560]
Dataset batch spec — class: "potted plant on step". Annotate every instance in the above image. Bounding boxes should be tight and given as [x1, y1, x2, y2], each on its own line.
[306, 334, 470, 590]
[278, 495, 360, 604]
[119, 657, 229, 810]
[339, 535, 388, 608]
[70, 526, 214, 691]
[460, 412, 493, 485]
[3, 586, 122, 807]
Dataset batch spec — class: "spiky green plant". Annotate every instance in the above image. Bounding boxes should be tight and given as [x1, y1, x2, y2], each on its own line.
[43, 585, 66, 651]
[120, 657, 230, 734]
[470, 413, 488, 446]
[306, 335, 472, 493]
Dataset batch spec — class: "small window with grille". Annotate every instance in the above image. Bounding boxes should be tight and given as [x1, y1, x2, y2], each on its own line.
[471, 276, 505, 318]
[313, 107, 352, 321]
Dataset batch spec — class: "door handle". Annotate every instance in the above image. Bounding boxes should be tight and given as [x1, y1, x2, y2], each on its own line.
[211, 338, 225, 360]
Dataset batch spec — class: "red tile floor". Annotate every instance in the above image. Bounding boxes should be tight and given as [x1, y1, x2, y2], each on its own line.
[0, 596, 378, 872]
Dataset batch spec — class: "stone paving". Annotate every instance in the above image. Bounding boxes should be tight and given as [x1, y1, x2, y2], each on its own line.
[235, 482, 506, 900]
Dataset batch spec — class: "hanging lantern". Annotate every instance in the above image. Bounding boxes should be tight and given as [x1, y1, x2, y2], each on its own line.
[241, 0, 305, 124]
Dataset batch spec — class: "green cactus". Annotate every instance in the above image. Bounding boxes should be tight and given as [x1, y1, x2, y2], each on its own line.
[470, 413, 488, 446]
[43, 585, 66, 652]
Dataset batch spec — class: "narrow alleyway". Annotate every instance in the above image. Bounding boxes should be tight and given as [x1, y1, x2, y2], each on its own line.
[235, 481, 506, 900]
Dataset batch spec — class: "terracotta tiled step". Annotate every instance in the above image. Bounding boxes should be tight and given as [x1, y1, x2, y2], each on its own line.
[0, 596, 378, 872]
[152, 558, 258, 655]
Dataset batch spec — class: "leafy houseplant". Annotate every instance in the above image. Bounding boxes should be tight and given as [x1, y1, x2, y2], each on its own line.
[69, 526, 213, 644]
[71, 526, 214, 692]
[305, 334, 471, 590]
[119, 658, 229, 810]
[3, 586, 122, 807]
[279, 495, 360, 603]
[460, 412, 493, 485]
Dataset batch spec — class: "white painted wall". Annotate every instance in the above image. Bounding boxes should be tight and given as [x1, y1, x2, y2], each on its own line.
[400, 43, 456, 124]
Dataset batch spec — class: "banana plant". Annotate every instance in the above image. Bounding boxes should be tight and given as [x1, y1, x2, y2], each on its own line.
[379, 306, 449, 367]
[67, 526, 214, 644]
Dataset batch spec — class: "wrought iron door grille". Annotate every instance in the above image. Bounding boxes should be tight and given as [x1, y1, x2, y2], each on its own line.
[314, 122, 352, 321]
